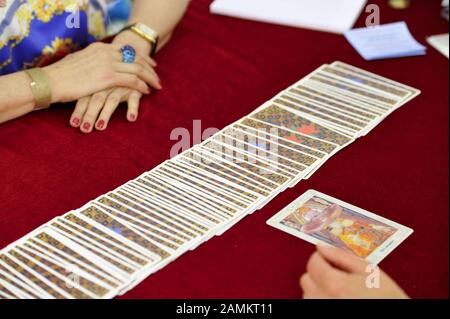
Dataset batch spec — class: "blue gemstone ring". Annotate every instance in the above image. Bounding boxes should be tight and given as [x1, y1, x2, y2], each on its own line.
[120, 45, 136, 63]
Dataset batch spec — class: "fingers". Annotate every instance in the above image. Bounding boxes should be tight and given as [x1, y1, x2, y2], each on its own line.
[70, 97, 90, 128]
[74, 88, 141, 133]
[299, 274, 327, 299]
[127, 91, 142, 122]
[95, 88, 129, 131]
[149, 57, 157, 68]
[316, 245, 368, 274]
[114, 62, 162, 90]
[80, 91, 109, 133]
[306, 251, 346, 291]
[111, 73, 150, 95]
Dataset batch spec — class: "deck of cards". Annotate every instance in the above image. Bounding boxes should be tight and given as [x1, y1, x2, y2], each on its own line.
[0, 61, 420, 299]
[267, 190, 413, 265]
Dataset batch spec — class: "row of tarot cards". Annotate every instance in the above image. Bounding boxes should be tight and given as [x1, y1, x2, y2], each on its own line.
[0, 61, 420, 299]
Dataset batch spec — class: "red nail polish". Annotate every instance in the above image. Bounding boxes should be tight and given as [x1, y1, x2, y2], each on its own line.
[83, 123, 91, 131]
[97, 120, 105, 129]
[72, 118, 80, 126]
[129, 114, 136, 121]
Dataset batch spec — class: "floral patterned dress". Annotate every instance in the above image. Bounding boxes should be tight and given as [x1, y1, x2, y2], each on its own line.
[0, 0, 126, 76]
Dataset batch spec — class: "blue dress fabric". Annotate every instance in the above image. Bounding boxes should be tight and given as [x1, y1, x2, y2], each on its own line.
[0, 0, 131, 76]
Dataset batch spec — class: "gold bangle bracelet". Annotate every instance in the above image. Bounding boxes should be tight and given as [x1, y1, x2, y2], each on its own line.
[25, 68, 52, 111]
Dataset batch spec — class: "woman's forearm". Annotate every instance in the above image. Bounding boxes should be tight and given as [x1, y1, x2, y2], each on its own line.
[0, 72, 35, 124]
[128, 0, 190, 50]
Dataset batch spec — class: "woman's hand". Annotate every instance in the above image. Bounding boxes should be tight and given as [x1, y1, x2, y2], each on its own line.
[43, 41, 160, 105]
[300, 245, 409, 299]
[70, 31, 160, 133]
[71, 87, 146, 132]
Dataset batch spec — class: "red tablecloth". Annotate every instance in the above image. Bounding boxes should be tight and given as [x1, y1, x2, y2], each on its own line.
[0, 0, 448, 299]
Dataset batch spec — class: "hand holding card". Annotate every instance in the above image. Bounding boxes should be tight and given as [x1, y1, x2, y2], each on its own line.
[300, 245, 409, 299]
[267, 190, 413, 264]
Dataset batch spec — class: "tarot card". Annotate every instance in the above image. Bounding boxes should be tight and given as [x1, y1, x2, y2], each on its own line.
[67, 211, 161, 262]
[26, 228, 125, 287]
[168, 156, 264, 202]
[20, 237, 120, 292]
[163, 160, 261, 207]
[320, 65, 412, 102]
[249, 104, 354, 147]
[238, 118, 337, 156]
[0, 252, 66, 299]
[93, 196, 184, 254]
[77, 204, 172, 260]
[276, 94, 369, 130]
[228, 124, 329, 181]
[140, 169, 251, 237]
[2, 234, 123, 300]
[196, 140, 293, 190]
[114, 185, 208, 238]
[300, 78, 394, 113]
[47, 220, 140, 277]
[121, 179, 218, 231]
[315, 67, 407, 104]
[292, 83, 390, 117]
[288, 85, 385, 118]
[205, 136, 301, 182]
[130, 175, 228, 226]
[210, 133, 304, 178]
[128, 173, 235, 240]
[232, 122, 328, 163]
[220, 128, 313, 172]
[106, 191, 196, 244]
[0, 278, 21, 299]
[132, 174, 233, 223]
[153, 164, 250, 213]
[275, 92, 378, 138]
[267, 190, 413, 264]
[0, 264, 41, 299]
[175, 151, 273, 198]
[117, 185, 209, 242]
[189, 147, 283, 192]
[185, 147, 286, 211]
[286, 85, 386, 136]
[304, 73, 401, 109]
[56, 214, 151, 265]
[272, 101, 359, 138]
[11, 243, 115, 299]
[220, 126, 322, 183]
[330, 61, 421, 103]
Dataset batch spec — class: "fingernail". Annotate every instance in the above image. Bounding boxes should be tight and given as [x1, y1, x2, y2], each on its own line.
[97, 120, 105, 129]
[82, 123, 91, 131]
[72, 118, 80, 126]
[129, 114, 136, 122]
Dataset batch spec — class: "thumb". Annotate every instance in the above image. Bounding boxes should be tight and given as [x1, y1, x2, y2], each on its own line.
[316, 244, 368, 274]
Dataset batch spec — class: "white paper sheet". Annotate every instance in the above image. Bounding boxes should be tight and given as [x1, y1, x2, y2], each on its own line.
[210, 0, 367, 34]
[427, 33, 449, 58]
[344, 21, 427, 61]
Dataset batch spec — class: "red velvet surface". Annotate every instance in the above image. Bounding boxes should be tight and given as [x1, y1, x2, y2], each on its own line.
[0, 0, 448, 299]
